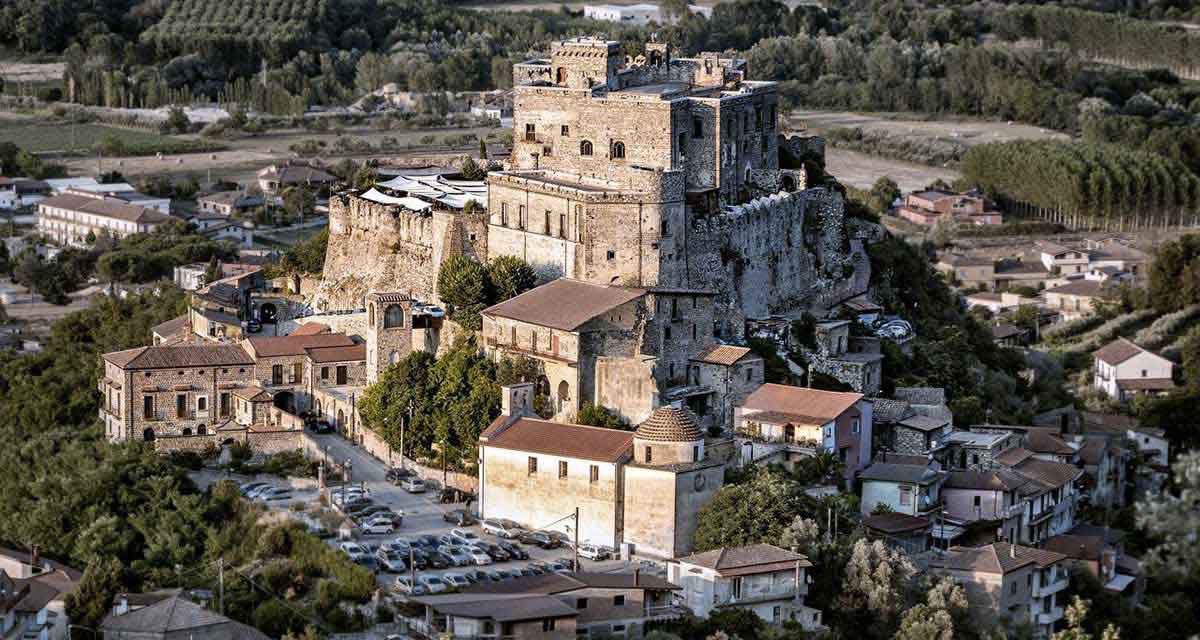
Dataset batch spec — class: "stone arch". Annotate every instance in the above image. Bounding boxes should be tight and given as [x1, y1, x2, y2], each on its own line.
[259, 302, 278, 324]
[337, 409, 346, 429]
[580, 140, 593, 156]
[143, 428, 155, 442]
[384, 304, 404, 328]
[557, 380, 570, 405]
[274, 391, 295, 413]
[182, 427, 192, 436]
[781, 174, 797, 192]
[197, 424, 207, 435]
[611, 141, 625, 159]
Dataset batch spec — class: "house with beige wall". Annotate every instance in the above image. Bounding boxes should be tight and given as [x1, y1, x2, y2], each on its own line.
[941, 470, 1028, 544]
[669, 544, 823, 630]
[1092, 338, 1175, 401]
[930, 542, 1069, 637]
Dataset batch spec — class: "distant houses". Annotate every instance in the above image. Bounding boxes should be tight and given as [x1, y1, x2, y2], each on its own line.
[897, 189, 1004, 226]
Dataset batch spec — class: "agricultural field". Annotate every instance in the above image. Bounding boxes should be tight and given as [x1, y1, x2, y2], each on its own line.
[0, 120, 221, 155]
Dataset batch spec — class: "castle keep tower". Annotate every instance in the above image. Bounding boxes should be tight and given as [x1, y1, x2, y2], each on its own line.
[365, 292, 415, 383]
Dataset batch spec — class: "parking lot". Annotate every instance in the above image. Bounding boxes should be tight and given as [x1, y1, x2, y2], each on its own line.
[244, 433, 639, 597]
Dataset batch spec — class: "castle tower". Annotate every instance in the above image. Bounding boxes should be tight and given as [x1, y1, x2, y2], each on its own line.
[365, 292, 415, 384]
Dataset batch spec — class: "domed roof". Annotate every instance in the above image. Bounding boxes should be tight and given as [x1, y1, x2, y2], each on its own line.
[635, 406, 703, 442]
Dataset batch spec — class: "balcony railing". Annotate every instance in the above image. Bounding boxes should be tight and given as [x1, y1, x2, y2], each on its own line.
[717, 585, 803, 606]
[1036, 607, 1064, 625]
[1034, 575, 1069, 597]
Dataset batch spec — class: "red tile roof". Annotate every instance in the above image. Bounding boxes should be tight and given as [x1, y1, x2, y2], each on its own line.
[934, 542, 1065, 574]
[103, 344, 254, 369]
[741, 384, 862, 423]
[482, 279, 645, 331]
[481, 416, 634, 462]
[1093, 338, 1145, 366]
[691, 344, 756, 366]
[305, 344, 366, 363]
[675, 544, 812, 575]
[245, 334, 355, 357]
[290, 322, 330, 336]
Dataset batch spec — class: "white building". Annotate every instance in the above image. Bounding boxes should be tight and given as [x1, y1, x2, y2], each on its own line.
[669, 544, 824, 630]
[37, 191, 170, 246]
[1092, 338, 1175, 401]
[583, 3, 662, 25]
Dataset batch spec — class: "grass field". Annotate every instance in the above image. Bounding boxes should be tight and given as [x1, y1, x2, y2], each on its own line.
[0, 121, 222, 156]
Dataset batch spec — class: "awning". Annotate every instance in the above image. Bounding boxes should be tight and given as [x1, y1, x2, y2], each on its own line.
[1104, 574, 1137, 593]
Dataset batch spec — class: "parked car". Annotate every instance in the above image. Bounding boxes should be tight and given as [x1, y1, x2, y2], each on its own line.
[385, 467, 414, 483]
[443, 573, 472, 589]
[442, 509, 476, 526]
[450, 528, 481, 545]
[481, 518, 524, 539]
[375, 549, 407, 573]
[471, 542, 510, 562]
[309, 420, 334, 434]
[438, 545, 472, 567]
[414, 534, 440, 550]
[577, 544, 611, 561]
[438, 488, 476, 504]
[497, 540, 528, 560]
[393, 576, 426, 596]
[354, 555, 378, 572]
[361, 515, 396, 535]
[406, 548, 429, 571]
[338, 541, 367, 561]
[401, 478, 426, 493]
[239, 482, 270, 496]
[518, 566, 540, 577]
[245, 484, 276, 499]
[467, 547, 493, 566]
[416, 575, 448, 594]
[463, 569, 495, 584]
[545, 531, 571, 548]
[519, 531, 560, 549]
[423, 551, 451, 570]
[256, 488, 292, 501]
[352, 505, 395, 522]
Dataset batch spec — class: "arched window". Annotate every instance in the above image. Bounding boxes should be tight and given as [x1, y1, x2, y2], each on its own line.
[580, 140, 593, 156]
[556, 67, 566, 84]
[197, 424, 207, 435]
[368, 303, 375, 326]
[384, 304, 404, 329]
[389, 351, 401, 364]
[182, 428, 192, 436]
[611, 141, 625, 159]
[143, 428, 155, 442]
[537, 376, 551, 397]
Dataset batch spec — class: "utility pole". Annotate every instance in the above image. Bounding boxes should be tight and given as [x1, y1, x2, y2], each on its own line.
[218, 557, 225, 615]
[573, 507, 580, 571]
[409, 547, 416, 587]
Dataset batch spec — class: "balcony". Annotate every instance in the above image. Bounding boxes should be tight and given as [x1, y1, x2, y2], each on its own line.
[716, 585, 804, 607]
[1037, 607, 1064, 625]
[1034, 574, 1070, 597]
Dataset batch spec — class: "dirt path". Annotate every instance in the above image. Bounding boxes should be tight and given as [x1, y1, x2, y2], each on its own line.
[789, 110, 1070, 146]
[825, 148, 959, 193]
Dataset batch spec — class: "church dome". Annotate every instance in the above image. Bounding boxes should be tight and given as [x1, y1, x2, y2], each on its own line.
[636, 406, 703, 443]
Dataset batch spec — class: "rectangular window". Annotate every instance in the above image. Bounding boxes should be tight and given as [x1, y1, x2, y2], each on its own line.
[852, 418, 861, 434]
[974, 495, 982, 507]
[576, 598, 588, 609]
[544, 211, 551, 234]
[197, 396, 208, 413]
[336, 365, 348, 385]
[559, 214, 567, 238]
[692, 117, 703, 138]
[561, 125, 570, 136]
[543, 619, 556, 632]
[219, 392, 231, 418]
[321, 366, 329, 380]
[899, 485, 912, 506]
[613, 595, 625, 606]
[558, 461, 568, 479]
[528, 457, 538, 475]
[501, 202, 508, 226]
[589, 465, 599, 483]
[292, 362, 303, 383]
[143, 395, 155, 420]
[525, 123, 536, 142]
[606, 250, 615, 261]
[518, 205, 526, 230]
[272, 364, 283, 385]
[645, 446, 653, 463]
[176, 394, 187, 419]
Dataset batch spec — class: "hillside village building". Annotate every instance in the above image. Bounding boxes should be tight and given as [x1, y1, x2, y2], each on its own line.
[477, 384, 724, 559]
[930, 543, 1069, 637]
[37, 190, 170, 246]
[897, 189, 1003, 226]
[669, 544, 823, 630]
[1092, 338, 1175, 401]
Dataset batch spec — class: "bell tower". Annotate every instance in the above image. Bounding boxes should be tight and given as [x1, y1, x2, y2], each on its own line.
[365, 292, 414, 384]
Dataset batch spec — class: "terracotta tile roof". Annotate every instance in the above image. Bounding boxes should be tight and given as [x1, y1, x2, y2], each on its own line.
[1116, 378, 1174, 391]
[482, 279, 646, 331]
[101, 595, 268, 639]
[995, 447, 1034, 466]
[290, 322, 330, 336]
[233, 386, 273, 402]
[860, 462, 942, 485]
[741, 384, 862, 423]
[245, 333, 355, 357]
[1025, 431, 1076, 456]
[864, 513, 930, 535]
[943, 470, 1028, 492]
[1079, 411, 1138, 434]
[1010, 457, 1083, 489]
[934, 542, 1065, 574]
[39, 192, 170, 224]
[1044, 534, 1107, 561]
[691, 344, 756, 366]
[1093, 338, 1145, 366]
[152, 314, 191, 339]
[466, 571, 677, 595]
[992, 323, 1024, 340]
[1044, 279, 1106, 297]
[675, 544, 812, 575]
[898, 415, 949, 432]
[305, 344, 366, 363]
[370, 292, 413, 303]
[103, 344, 254, 369]
[635, 406, 702, 442]
[481, 416, 634, 462]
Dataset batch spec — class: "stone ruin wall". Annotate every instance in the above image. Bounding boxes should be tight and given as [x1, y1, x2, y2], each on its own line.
[680, 187, 873, 338]
[313, 194, 487, 311]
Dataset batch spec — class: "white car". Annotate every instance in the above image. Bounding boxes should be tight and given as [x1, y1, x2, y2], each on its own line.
[417, 575, 448, 593]
[442, 573, 471, 589]
[338, 542, 367, 561]
[381, 539, 411, 554]
[375, 549, 407, 573]
[467, 548, 493, 566]
[481, 518, 523, 539]
[438, 545, 472, 567]
[577, 544, 611, 561]
[393, 576, 426, 596]
[256, 488, 292, 501]
[239, 481, 269, 496]
[450, 528, 480, 545]
[361, 516, 396, 535]
[402, 478, 426, 493]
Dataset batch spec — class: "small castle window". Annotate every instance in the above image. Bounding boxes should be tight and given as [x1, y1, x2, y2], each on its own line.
[580, 140, 593, 156]
[611, 141, 625, 159]
[384, 304, 404, 328]
[561, 125, 570, 136]
[606, 250, 615, 261]
[692, 117, 703, 138]
[524, 123, 536, 142]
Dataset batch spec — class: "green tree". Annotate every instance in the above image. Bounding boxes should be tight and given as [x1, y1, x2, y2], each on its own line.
[869, 176, 901, 213]
[437, 255, 490, 330]
[460, 156, 486, 181]
[164, 106, 190, 134]
[283, 187, 315, 224]
[576, 403, 628, 429]
[693, 466, 806, 551]
[837, 539, 918, 639]
[204, 255, 223, 284]
[895, 577, 970, 640]
[1052, 597, 1121, 640]
[486, 256, 536, 303]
